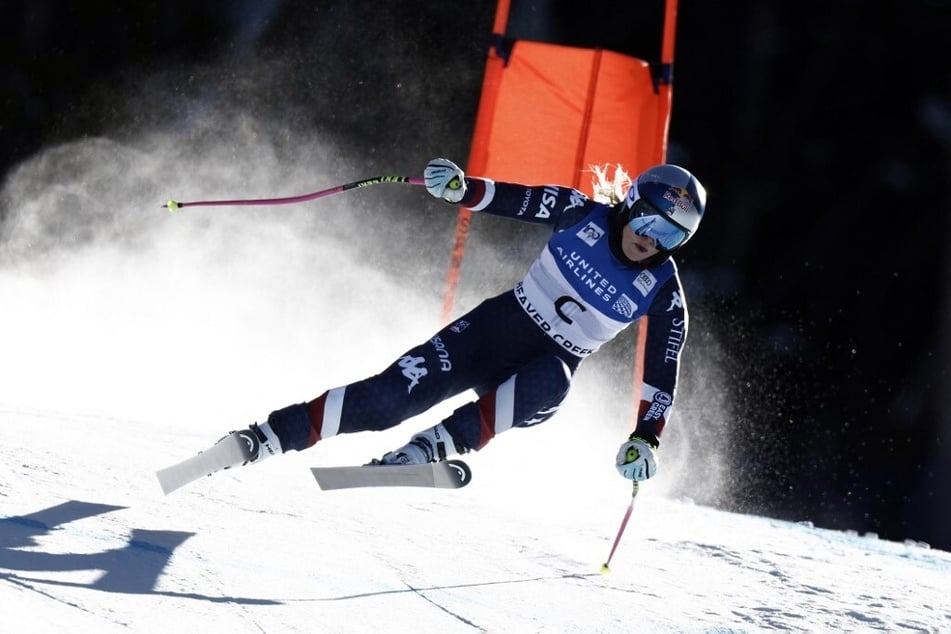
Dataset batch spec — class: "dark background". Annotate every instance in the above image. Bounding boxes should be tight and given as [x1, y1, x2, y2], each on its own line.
[3, 1, 949, 549]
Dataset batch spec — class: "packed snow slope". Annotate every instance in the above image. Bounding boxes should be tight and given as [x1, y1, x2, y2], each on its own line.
[2, 406, 949, 633]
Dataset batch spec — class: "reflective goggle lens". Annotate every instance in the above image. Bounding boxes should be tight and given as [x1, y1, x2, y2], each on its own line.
[627, 200, 688, 250]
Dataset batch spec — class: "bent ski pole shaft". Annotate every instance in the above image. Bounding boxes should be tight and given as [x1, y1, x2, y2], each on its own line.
[163, 175, 425, 211]
[601, 481, 639, 574]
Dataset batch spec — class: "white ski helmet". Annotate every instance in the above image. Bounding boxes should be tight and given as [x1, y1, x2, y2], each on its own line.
[622, 164, 707, 252]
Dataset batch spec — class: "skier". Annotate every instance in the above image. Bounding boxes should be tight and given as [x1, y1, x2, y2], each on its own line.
[216, 158, 705, 483]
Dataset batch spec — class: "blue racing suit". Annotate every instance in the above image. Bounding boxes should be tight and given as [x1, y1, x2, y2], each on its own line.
[266, 176, 688, 455]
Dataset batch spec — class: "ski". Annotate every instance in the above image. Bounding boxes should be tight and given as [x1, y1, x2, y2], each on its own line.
[311, 459, 472, 490]
[156, 431, 255, 495]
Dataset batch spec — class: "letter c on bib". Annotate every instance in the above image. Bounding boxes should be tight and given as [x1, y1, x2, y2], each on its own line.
[554, 296, 587, 325]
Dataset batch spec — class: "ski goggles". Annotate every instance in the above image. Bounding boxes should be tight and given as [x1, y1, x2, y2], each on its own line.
[627, 199, 689, 250]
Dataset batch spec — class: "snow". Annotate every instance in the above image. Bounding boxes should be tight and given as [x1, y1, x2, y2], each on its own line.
[2, 134, 950, 633]
[2, 409, 949, 633]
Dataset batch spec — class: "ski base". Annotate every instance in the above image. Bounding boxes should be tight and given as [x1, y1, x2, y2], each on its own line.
[311, 459, 471, 490]
[156, 433, 250, 495]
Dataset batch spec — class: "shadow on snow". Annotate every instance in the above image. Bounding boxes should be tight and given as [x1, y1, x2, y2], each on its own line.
[0, 500, 279, 605]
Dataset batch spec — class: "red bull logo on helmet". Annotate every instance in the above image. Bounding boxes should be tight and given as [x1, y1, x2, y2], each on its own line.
[663, 186, 694, 213]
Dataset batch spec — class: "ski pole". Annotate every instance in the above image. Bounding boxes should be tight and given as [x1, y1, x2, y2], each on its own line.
[163, 175, 425, 212]
[601, 480, 639, 574]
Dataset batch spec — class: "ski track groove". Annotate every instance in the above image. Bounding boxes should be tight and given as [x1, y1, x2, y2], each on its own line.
[403, 580, 486, 632]
[185, 551, 268, 633]
[3, 572, 112, 621]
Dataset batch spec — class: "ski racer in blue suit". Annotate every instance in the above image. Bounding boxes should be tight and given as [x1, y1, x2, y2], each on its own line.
[221, 158, 707, 483]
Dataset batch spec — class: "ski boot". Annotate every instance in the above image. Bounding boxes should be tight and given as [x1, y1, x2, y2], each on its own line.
[220, 421, 283, 469]
[378, 423, 460, 465]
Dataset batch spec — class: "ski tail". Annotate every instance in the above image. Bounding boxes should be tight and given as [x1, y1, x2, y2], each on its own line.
[311, 459, 471, 490]
[156, 432, 253, 494]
